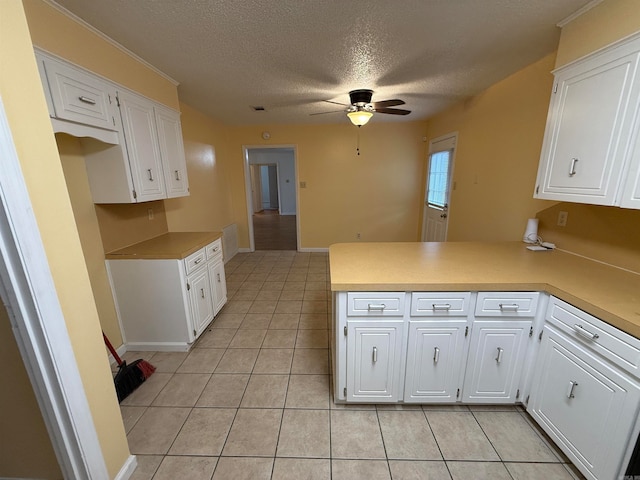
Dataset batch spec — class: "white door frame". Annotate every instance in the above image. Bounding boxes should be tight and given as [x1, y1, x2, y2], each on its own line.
[0, 97, 108, 478]
[421, 132, 458, 242]
[243, 145, 299, 251]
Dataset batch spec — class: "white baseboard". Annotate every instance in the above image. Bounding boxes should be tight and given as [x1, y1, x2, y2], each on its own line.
[114, 455, 137, 480]
[298, 247, 330, 253]
[238, 247, 252, 253]
[125, 341, 191, 352]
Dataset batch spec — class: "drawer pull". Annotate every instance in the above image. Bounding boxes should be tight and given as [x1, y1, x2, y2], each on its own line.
[194, 258, 203, 265]
[147, 169, 154, 181]
[217, 273, 221, 282]
[499, 303, 519, 312]
[175, 170, 181, 181]
[200, 288, 205, 299]
[367, 304, 386, 311]
[567, 380, 578, 399]
[569, 157, 579, 177]
[372, 346, 378, 363]
[573, 324, 599, 340]
[431, 304, 451, 311]
[433, 347, 440, 364]
[78, 95, 96, 105]
[495, 347, 504, 364]
[213, 247, 219, 252]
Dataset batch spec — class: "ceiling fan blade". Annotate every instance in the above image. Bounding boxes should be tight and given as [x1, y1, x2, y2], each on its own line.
[374, 107, 411, 115]
[323, 100, 349, 107]
[372, 99, 405, 108]
[310, 109, 345, 116]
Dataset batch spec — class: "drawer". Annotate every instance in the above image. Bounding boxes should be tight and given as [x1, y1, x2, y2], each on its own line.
[206, 238, 223, 261]
[475, 292, 540, 318]
[42, 57, 116, 131]
[184, 247, 207, 275]
[347, 292, 405, 317]
[546, 296, 640, 377]
[410, 292, 471, 316]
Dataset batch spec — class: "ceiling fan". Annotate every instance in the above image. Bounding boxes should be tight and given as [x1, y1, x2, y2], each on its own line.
[313, 89, 411, 126]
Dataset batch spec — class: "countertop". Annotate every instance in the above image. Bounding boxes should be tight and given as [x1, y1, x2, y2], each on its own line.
[329, 242, 640, 339]
[105, 232, 222, 260]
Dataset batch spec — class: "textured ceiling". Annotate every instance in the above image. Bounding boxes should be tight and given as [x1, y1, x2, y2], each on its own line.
[52, 0, 593, 125]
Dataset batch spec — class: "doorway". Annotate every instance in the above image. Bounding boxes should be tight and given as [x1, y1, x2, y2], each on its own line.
[244, 146, 299, 251]
[422, 133, 457, 242]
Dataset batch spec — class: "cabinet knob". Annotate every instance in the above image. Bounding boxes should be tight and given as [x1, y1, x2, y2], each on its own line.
[495, 347, 504, 364]
[147, 169, 154, 181]
[200, 288, 205, 299]
[175, 170, 181, 181]
[372, 346, 378, 363]
[433, 347, 440, 364]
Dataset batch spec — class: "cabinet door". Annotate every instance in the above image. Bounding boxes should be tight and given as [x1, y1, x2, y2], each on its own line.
[42, 57, 118, 131]
[208, 260, 227, 316]
[187, 268, 214, 339]
[535, 50, 640, 205]
[404, 321, 467, 402]
[528, 327, 640, 480]
[155, 106, 190, 198]
[118, 91, 166, 202]
[620, 114, 640, 208]
[346, 321, 404, 402]
[462, 320, 531, 403]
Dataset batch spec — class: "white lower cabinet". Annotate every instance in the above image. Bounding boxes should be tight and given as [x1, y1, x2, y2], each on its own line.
[528, 325, 640, 480]
[462, 320, 531, 403]
[187, 267, 214, 339]
[107, 238, 226, 351]
[346, 320, 404, 402]
[404, 320, 467, 402]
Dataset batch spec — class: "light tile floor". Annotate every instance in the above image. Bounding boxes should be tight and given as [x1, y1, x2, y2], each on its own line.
[119, 251, 586, 480]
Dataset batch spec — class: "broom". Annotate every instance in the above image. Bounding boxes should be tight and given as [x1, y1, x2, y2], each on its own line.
[103, 332, 155, 403]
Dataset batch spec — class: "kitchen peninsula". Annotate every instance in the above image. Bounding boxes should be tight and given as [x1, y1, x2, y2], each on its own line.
[329, 241, 640, 480]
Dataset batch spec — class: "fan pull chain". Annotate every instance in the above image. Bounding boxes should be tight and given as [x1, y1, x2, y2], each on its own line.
[356, 126, 361, 156]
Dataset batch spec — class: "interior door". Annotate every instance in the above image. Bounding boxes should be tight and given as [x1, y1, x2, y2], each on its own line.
[250, 164, 263, 213]
[422, 134, 456, 242]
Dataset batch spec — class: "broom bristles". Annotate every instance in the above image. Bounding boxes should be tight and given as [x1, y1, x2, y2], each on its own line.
[137, 359, 156, 379]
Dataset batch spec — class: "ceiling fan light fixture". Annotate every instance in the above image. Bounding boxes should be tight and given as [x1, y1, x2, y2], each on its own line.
[347, 109, 373, 126]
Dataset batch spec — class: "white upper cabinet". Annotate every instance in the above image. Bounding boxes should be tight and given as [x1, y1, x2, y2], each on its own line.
[39, 55, 118, 132]
[534, 33, 640, 208]
[35, 49, 189, 204]
[117, 90, 167, 202]
[155, 105, 189, 198]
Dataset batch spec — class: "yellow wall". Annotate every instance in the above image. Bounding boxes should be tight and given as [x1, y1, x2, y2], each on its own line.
[225, 122, 427, 248]
[555, 0, 640, 68]
[22, 0, 179, 109]
[57, 134, 123, 344]
[425, 54, 557, 241]
[1, 1, 130, 477]
[534, 0, 640, 271]
[0, 304, 61, 479]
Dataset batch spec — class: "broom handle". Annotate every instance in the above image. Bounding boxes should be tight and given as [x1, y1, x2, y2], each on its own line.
[103, 332, 124, 366]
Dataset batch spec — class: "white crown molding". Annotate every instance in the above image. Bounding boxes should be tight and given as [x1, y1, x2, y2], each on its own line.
[42, 0, 179, 86]
[556, 0, 604, 28]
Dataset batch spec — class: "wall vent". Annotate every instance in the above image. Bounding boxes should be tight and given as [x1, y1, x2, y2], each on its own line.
[222, 223, 239, 262]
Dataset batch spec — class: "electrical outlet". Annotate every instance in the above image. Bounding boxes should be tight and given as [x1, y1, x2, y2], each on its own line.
[148, 208, 154, 220]
[557, 211, 568, 227]
[356, 233, 361, 240]
[299, 181, 307, 188]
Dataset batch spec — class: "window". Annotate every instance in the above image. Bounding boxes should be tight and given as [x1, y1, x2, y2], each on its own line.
[427, 150, 451, 208]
